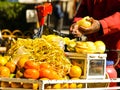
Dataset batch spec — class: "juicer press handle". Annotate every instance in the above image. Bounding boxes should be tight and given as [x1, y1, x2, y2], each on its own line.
[33, 3, 53, 38]
[76, 35, 87, 41]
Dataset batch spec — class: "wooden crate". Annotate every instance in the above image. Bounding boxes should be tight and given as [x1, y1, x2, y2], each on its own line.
[65, 52, 87, 79]
[0, 77, 39, 90]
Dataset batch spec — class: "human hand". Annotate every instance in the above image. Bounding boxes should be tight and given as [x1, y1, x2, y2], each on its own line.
[70, 23, 82, 37]
[70, 17, 100, 37]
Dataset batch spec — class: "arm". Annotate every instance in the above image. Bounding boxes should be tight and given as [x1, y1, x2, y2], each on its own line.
[99, 12, 120, 35]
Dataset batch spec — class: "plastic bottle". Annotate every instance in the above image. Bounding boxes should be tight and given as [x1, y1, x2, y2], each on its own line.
[106, 60, 117, 87]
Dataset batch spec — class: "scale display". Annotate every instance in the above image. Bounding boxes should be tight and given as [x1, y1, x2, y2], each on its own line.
[87, 54, 107, 79]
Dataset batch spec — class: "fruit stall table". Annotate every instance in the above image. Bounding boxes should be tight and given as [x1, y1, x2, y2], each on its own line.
[41, 78, 120, 90]
[0, 35, 120, 90]
[1, 77, 120, 90]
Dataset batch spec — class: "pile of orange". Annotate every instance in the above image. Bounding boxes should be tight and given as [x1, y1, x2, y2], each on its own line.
[23, 61, 60, 80]
[23, 60, 40, 79]
[39, 63, 60, 80]
[0, 55, 16, 78]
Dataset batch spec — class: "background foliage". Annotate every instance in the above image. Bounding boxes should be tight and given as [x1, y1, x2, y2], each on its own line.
[0, 0, 35, 31]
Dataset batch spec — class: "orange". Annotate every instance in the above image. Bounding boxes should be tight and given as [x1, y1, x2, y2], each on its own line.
[24, 60, 39, 70]
[39, 68, 52, 79]
[45, 84, 52, 89]
[77, 16, 91, 28]
[24, 69, 40, 79]
[17, 56, 29, 69]
[39, 68, 60, 80]
[4, 55, 10, 61]
[69, 65, 82, 78]
[61, 83, 69, 89]
[53, 84, 61, 89]
[33, 83, 39, 89]
[94, 40, 106, 53]
[0, 66, 10, 77]
[69, 83, 77, 89]
[39, 63, 51, 69]
[77, 83, 83, 88]
[6, 61, 16, 73]
[0, 56, 8, 66]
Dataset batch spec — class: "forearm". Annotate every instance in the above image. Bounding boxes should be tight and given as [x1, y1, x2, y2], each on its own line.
[99, 12, 120, 35]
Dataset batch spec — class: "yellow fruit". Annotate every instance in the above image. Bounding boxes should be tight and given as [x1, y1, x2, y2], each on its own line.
[63, 37, 70, 45]
[75, 42, 88, 48]
[0, 66, 10, 77]
[17, 55, 29, 69]
[40, 78, 49, 80]
[0, 56, 8, 66]
[69, 83, 77, 89]
[5, 61, 16, 73]
[53, 84, 61, 89]
[61, 83, 69, 89]
[33, 83, 39, 89]
[77, 16, 92, 28]
[67, 40, 76, 52]
[69, 65, 82, 78]
[71, 78, 80, 80]
[94, 41, 106, 53]
[86, 41, 96, 53]
[86, 41, 96, 50]
[45, 84, 52, 89]
[75, 48, 88, 53]
[4, 55, 10, 61]
[9, 74, 15, 78]
[70, 78, 82, 88]
[77, 83, 83, 88]
[75, 41, 97, 53]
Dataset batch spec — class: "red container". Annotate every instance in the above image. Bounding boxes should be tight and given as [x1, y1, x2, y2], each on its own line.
[106, 61, 117, 87]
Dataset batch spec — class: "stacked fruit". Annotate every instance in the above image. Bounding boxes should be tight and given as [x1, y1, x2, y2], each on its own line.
[0, 36, 84, 89]
[65, 39, 106, 54]
[0, 34, 106, 89]
[75, 41, 106, 54]
[0, 54, 83, 89]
